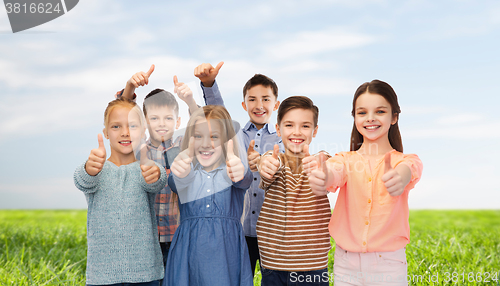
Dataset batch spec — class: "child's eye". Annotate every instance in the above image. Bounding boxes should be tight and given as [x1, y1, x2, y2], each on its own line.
[129, 124, 138, 129]
[167, 117, 174, 121]
[194, 134, 202, 139]
[357, 111, 366, 115]
[211, 135, 219, 140]
[149, 117, 158, 121]
[285, 124, 292, 128]
[303, 125, 310, 128]
[377, 110, 386, 114]
[111, 125, 119, 129]
[263, 98, 270, 102]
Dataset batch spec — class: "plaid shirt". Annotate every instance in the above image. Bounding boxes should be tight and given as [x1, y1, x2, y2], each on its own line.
[143, 137, 182, 242]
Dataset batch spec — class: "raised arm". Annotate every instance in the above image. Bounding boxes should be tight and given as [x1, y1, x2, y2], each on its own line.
[194, 62, 225, 106]
[121, 64, 155, 100]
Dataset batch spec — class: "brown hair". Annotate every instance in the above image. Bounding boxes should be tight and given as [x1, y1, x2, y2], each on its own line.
[277, 96, 319, 127]
[143, 89, 179, 118]
[182, 105, 239, 164]
[242, 74, 278, 100]
[350, 79, 403, 152]
[103, 97, 145, 130]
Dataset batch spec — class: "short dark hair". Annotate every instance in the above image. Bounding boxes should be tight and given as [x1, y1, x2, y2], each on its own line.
[277, 96, 319, 127]
[143, 89, 179, 117]
[242, 74, 278, 100]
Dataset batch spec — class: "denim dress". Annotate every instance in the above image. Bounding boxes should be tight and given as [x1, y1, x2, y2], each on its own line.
[162, 162, 254, 286]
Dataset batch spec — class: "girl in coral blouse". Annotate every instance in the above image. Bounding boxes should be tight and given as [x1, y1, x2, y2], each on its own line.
[304, 80, 423, 286]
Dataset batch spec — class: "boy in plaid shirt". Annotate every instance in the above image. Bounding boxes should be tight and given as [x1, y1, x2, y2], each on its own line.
[118, 65, 198, 266]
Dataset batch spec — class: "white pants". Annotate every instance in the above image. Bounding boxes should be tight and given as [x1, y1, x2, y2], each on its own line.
[333, 245, 408, 286]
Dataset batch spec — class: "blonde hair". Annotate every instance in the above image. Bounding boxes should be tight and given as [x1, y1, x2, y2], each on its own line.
[103, 97, 145, 130]
[182, 105, 239, 164]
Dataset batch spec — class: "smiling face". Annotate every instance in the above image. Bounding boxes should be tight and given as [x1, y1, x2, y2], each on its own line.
[146, 105, 180, 147]
[354, 92, 397, 146]
[276, 108, 318, 156]
[104, 106, 144, 161]
[193, 119, 224, 172]
[242, 84, 279, 130]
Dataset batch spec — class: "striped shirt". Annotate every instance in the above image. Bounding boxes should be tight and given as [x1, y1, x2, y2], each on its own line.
[256, 151, 332, 271]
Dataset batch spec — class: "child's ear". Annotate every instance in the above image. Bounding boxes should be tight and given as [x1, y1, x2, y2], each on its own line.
[241, 101, 248, 111]
[313, 125, 318, 138]
[276, 123, 281, 137]
[391, 113, 398, 125]
[176, 117, 181, 129]
[102, 128, 109, 139]
[273, 100, 280, 111]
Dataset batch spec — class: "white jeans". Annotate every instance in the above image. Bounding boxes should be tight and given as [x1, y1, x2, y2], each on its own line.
[333, 245, 408, 286]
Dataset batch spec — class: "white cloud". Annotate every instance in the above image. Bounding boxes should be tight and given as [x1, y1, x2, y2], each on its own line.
[436, 113, 484, 125]
[291, 77, 359, 96]
[264, 28, 376, 60]
[405, 121, 500, 140]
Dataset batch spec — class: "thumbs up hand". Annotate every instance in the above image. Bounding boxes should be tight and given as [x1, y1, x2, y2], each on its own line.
[173, 75, 194, 104]
[128, 64, 155, 88]
[301, 144, 317, 174]
[140, 145, 161, 184]
[259, 144, 280, 180]
[171, 137, 195, 178]
[194, 61, 224, 87]
[247, 140, 260, 172]
[226, 140, 245, 182]
[85, 134, 107, 176]
[381, 152, 405, 197]
[309, 152, 329, 196]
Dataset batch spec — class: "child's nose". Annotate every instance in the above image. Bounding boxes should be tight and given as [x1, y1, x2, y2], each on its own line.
[122, 126, 130, 136]
[201, 136, 212, 147]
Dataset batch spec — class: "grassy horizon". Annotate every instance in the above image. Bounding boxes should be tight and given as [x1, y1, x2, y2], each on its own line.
[1, 210, 499, 285]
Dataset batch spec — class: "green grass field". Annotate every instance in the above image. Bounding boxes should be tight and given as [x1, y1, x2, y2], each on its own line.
[0, 210, 499, 285]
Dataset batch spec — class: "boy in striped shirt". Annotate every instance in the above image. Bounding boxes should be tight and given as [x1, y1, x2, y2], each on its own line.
[256, 96, 331, 286]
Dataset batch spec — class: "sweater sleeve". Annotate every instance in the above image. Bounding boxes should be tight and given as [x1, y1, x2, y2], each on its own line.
[73, 162, 101, 194]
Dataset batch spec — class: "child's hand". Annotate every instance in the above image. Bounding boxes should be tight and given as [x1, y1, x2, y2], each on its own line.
[247, 140, 260, 172]
[194, 61, 224, 87]
[301, 145, 318, 174]
[85, 134, 107, 176]
[171, 137, 195, 178]
[226, 140, 245, 182]
[381, 152, 405, 196]
[173, 75, 194, 103]
[140, 145, 161, 184]
[259, 144, 280, 180]
[309, 152, 329, 196]
[128, 64, 155, 88]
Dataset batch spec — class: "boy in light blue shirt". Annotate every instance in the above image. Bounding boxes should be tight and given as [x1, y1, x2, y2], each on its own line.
[194, 62, 284, 276]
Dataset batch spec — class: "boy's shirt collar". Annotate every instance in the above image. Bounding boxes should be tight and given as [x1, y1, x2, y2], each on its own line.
[244, 121, 277, 134]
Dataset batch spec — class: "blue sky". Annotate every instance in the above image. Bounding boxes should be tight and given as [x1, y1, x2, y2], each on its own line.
[0, 0, 499, 209]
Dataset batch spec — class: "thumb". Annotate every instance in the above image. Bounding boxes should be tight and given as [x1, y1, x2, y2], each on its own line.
[97, 133, 105, 150]
[318, 152, 328, 173]
[226, 139, 234, 160]
[140, 144, 149, 166]
[247, 140, 255, 154]
[384, 152, 392, 173]
[173, 75, 179, 86]
[146, 64, 155, 77]
[187, 136, 195, 158]
[273, 144, 279, 159]
[214, 61, 224, 73]
[303, 144, 310, 157]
